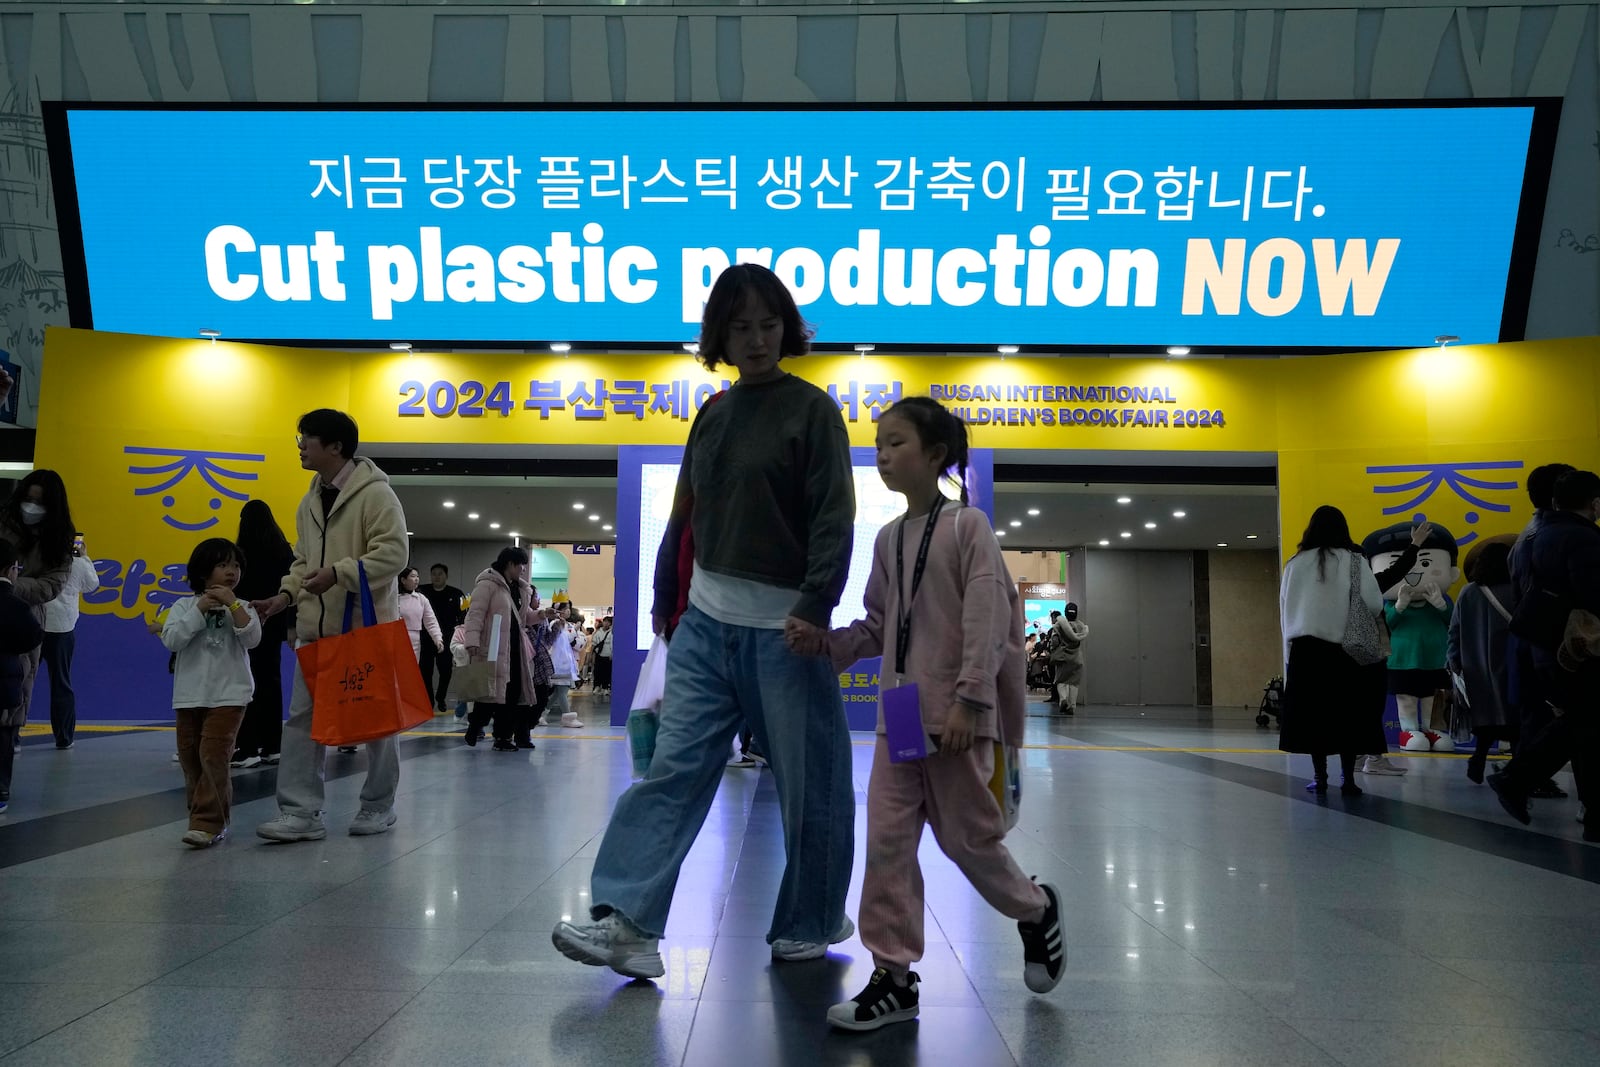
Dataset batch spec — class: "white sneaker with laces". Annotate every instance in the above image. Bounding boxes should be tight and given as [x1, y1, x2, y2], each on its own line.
[1363, 755, 1408, 776]
[552, 914, 665, 979]
[349, 808, 398, 836]
[256, 812, 327, 842]
[772, 916, 855, 962]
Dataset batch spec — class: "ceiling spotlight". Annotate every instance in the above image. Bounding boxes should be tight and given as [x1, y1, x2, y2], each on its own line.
[389, 342, 413, 352]
[1009, 520, 1022, 528]
[442, 501, 456, 509]
[1217, 542, 1228, 547]
[1120, 531, 1133, 539]
[854, 344, 875, 353]
[1144, 522, 1157, 529]
[550, 342, 572, 353]
[602, 524, 613, 531]
[1098, 539, 1110, 546]
[199, 328, 221, 340]
[683, 342, 700, 354]
[1434, 334, 1460, 347]
[998, 345, 1020, 355]
[588, 514, 600, 522]
[406, 531, 414, 536]
[1172, 510, 1187, 519]
[572, 502, 584, 510]
[996, 530, 1007, 537]
[1246, 534, 1259, 539]
[1166, 346, 1191, 357]
[489, 522, 501, 530]
[1027, 508, 1040, 516]
[1116, 496, 1132, 505]
[467, 512, 480, 520]
[508, 531, 521, 538]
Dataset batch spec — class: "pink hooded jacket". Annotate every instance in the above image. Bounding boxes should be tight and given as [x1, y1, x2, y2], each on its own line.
[462, 567, 539, 704]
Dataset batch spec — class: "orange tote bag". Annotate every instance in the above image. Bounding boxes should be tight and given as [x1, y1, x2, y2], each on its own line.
[297, 563, 433, 747]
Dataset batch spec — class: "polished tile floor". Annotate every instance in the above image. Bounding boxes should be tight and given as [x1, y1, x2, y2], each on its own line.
[2, 695, 1597, 1066]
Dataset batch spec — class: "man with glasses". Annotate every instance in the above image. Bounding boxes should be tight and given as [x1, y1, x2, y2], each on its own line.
[250, 409, 410, 841]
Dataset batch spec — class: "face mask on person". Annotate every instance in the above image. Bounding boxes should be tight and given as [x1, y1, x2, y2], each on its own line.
[19, 502, 45, 526]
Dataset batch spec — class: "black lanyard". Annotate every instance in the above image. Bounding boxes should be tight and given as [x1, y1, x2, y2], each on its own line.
[894, 496, 947, 676]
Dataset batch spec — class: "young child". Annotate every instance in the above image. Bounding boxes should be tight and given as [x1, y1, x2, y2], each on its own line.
[161, 537, 262, 848]
[822, 397, 1064, 1031]
[0, 539, 46, 815]
[542, 605, 583, 728]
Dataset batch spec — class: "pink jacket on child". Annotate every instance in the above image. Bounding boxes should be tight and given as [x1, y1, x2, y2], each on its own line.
[830, 503, 1027, 743]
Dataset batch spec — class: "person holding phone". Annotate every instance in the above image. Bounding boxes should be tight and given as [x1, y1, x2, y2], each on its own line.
[39, 532, 100, 748]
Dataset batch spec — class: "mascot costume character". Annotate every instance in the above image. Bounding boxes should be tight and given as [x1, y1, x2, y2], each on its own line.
[1362, 522, 1460, 752]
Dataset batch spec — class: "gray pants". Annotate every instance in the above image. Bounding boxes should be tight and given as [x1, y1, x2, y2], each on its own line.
[276, 660, 400, 819]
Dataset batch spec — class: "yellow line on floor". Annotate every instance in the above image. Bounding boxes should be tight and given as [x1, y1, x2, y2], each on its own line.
[24, 723, 1509, 760]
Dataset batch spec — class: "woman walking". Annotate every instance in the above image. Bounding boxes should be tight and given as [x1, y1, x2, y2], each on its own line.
[462, 547, 539, 752]
[397, 567, 445, 669]
[0, 472, 77, 755]
[1448, 537, 1519, 784]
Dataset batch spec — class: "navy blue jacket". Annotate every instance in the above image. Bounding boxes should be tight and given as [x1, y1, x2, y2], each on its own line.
[0, 581, 45, 714]
[1524, 509, 1600, 705]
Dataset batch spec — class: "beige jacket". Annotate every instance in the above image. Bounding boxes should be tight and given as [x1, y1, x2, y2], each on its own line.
[280, 458, 409, 645]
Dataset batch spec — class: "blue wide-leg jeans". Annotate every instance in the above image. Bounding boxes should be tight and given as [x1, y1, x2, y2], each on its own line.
[590, 607, 856, 942]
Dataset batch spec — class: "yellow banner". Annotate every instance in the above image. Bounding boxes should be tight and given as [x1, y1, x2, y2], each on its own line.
[32, 327, 1600, 620]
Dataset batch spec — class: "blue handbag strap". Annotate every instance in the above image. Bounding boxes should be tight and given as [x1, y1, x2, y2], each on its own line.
[340, 562, 379, 633]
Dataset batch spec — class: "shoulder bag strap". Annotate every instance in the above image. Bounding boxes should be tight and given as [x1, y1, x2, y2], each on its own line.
[1480, 587, 1513, 623]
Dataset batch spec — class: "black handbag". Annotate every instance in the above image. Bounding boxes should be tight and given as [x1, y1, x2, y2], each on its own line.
[1510, 585, 1571, 650]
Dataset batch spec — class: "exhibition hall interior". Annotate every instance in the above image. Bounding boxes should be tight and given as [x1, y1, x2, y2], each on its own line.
[2, 5, 1600, 1067]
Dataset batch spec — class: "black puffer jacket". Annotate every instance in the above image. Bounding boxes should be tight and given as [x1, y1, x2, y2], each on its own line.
[0, 581, 45, 722]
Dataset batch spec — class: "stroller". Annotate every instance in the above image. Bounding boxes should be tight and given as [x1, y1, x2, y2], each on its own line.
[1026, 639, 1056, 693]
[1256, 676, 1285, 728]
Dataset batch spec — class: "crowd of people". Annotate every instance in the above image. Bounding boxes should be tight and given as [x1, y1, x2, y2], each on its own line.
[1277, 464, 1597, 841]
[9, 263, 1596, 1042]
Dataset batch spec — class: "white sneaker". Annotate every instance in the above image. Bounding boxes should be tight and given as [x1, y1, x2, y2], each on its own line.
[256, 812, 327, 842]
[552, 914, 665, 979]
[561, 713, 584, 729]
[772, 916, 855, 961]
[1363, 755, 1408, 776]
[171, 752, 181, 763]
[349, 808, 398, 836]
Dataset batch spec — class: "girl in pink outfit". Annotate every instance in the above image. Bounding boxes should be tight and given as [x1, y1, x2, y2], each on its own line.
[396, 567, 445, 661]
[823, 397, 1064, 1031]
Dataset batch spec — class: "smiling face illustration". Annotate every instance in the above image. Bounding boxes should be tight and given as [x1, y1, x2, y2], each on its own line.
[125, 446, 264, 532]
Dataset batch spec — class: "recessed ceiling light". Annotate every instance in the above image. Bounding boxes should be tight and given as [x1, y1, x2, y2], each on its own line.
[1120, 531, 1132, 539]
[467, 512, 480, 520]
[572, 502, 584, 510]
[1144, 522, 1157, 529]
[550, 342, 572, 353]
[1027, 508, 1040, 516]
[489, 522, 501, 530]
[389, 342, 413, 352]
[997, 345, 1020, 355]
[1009, 520, 1022, 528]
[1217, 542, 1228, 547]
[198, 328, 221, 339]
[1098, 539, 1110, 546]
[508, 531, 520, 538]
[996, 530, 1006, 537]
[1116, 496, 1132, 505]
[1166, 346, 1191, 357]
[1172, 510, 1186, 518]
[406, 530, 414, 536]
[854, 344, 875, 353]
[442, 501, 456, 509]
[602, 524, 613, 531]
[683, 342, 699, 354]
[1246, 534, 1259, 539]
[589, 514, 600, 522]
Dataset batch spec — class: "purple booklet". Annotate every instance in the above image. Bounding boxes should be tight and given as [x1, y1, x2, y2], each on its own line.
[882, 683, 931, 763]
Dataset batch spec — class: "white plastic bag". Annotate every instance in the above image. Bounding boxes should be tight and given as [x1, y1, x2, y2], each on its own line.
[628, 636, 669, 777]
[631, 636, 669, 713]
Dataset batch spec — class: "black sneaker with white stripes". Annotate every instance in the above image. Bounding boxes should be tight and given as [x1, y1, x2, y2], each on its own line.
[1018, 881, 1065, 993]
[826, 967, 920, 1031]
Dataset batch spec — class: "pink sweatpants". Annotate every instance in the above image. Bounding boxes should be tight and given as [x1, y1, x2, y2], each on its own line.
[859, 735, 1048, 979]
